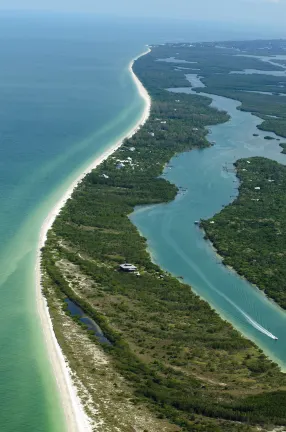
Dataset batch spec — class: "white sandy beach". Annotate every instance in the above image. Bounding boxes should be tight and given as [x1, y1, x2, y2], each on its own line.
[35, 48, 151, 432]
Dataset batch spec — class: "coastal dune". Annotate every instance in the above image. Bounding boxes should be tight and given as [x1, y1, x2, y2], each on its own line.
[35, 48, 151, 431]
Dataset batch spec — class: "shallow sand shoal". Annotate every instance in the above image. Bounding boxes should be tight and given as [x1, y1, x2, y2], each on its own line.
[35, 48, 151, 432]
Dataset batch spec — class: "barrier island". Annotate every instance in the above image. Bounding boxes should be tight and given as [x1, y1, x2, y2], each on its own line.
[42, 43, 286, 431]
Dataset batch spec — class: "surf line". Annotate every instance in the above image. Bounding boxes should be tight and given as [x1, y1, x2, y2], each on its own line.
[160, 220, 278, 340]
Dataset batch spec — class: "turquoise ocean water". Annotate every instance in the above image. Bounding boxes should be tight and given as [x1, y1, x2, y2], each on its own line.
[0, 14, 149, 432]
[0, 12, 286, 431]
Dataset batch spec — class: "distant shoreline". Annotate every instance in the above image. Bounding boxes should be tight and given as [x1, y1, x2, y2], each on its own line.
[35, 47, 151, 432]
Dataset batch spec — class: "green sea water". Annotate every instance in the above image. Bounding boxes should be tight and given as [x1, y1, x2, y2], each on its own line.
[2, 12, 248, 429]
[0, 14, 148, 432]
[1, 11, 286, 431]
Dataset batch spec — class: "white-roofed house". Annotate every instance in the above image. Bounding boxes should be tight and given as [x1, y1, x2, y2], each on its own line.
[119, 263, 137, 272]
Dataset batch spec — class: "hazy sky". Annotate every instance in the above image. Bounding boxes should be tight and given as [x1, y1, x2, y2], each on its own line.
[0, 0, 286, 25]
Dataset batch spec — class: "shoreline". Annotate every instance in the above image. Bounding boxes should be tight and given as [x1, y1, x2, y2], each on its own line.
[35, 47, 151, 432]
[38, 40, 286, 430]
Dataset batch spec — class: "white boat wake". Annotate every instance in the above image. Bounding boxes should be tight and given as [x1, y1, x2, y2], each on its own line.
[240, 310, 278, 340]
[161, 221, 278, 340]
[214, 288, 278, 340]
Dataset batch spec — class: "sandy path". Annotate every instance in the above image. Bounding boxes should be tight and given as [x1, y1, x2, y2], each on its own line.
[35, 47, 151, 432]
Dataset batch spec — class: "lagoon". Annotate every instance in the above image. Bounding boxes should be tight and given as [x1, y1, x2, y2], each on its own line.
[131, 74, 286, 370]
[2, 12, 286, 430]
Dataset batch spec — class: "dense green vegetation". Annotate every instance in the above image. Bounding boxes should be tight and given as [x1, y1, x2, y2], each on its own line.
[280, 142, 286, 153]
[220, 39, 286, 56]
[42, 42, 286, 432]
[199, 89, 286, 137]
[151, 43, 283, 76]
[150, 40, 286, 137]
[202, 157, 286, 309]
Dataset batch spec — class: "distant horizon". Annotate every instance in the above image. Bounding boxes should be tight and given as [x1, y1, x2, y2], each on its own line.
[0, 10, 285, 43]
[0, 0, 286, 29]
[0, 8, 285, 25]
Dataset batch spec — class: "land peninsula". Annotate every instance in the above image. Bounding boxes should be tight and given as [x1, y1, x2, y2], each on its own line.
[182, 39, 286, 310]
[201, 157, 286, 309]
[41, 41, 286, 431]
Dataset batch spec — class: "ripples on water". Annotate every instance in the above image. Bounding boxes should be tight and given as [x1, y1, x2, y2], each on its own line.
[131, 65, 286, 369]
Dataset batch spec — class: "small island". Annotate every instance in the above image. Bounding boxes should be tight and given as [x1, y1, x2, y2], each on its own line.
[280, 142, 286, 153]
[202, 157, 286, 309]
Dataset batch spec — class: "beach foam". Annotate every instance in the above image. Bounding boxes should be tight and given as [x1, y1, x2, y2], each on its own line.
[35, 47, 151, 431]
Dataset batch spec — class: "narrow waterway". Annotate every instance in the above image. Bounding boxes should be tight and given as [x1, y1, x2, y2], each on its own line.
[64, 299, 111, 345]
[130, 73, 286, 370]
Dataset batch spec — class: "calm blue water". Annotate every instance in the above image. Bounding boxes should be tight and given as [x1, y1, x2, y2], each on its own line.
[0, 14, 148, 432]
[1, 11, 286, 431]
[131, 76, 286, 370]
